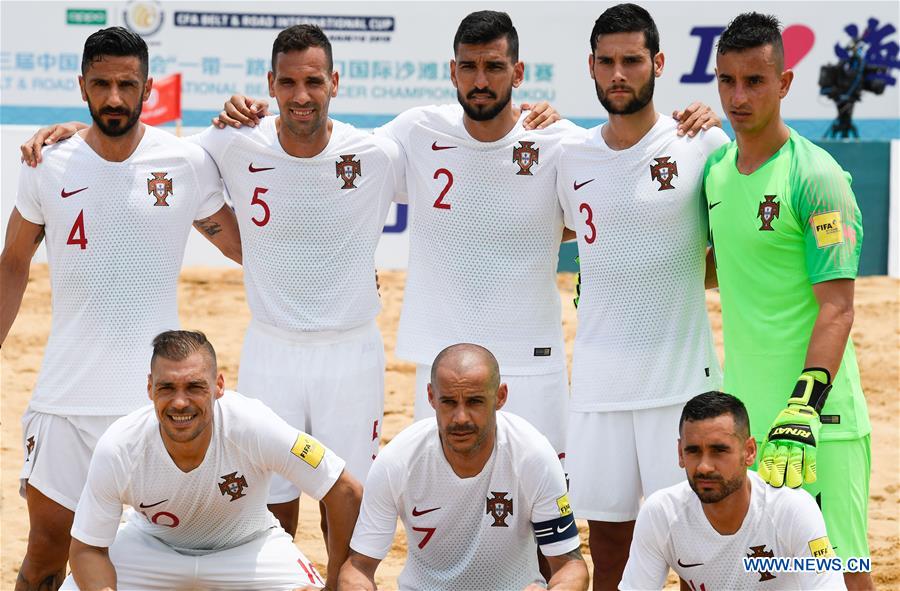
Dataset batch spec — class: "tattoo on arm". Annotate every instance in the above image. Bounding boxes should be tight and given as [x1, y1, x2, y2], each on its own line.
[194, 217, 222, 237]
[562, 547, 584, 562]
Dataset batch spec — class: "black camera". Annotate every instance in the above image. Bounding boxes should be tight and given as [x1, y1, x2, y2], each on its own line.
[818, 37, 889, 138]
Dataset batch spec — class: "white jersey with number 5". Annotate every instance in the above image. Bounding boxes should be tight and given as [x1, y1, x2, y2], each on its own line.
[194, 118, 402, 332]
[557, 117, 727, 411]
[350, 412, 580, 590]
[71, 391, 345, 555]
[14, 128, 225, 416]
[377, 105, 582, 374]
[621, 471, 845, 590]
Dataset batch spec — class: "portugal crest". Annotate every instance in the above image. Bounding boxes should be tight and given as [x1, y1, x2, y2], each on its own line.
[336, 154, 361, 189]
[650, 156, 678, 190]
[147, 172, 173, 206]
[758, 195, 780, 231]
[218, 471, 248, 501]
[747, 545, 777, 582]
[486, 491, 513, 527]
[513, 141, 539, 175]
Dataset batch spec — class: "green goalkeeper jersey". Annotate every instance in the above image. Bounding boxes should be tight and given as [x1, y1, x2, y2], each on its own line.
[703, 129, 869, 442]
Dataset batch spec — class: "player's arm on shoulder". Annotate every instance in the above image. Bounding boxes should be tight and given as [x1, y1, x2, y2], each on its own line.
[211, 94, 270, 128]
[69, 538, 116, 591]
[672, 101, 722, 137]
[338, 550, 381, 591]
[19, 121, 87, 166]
[520, 101, 561, 130]
[619, 497, 671, 590]
[0, 208, 44, 344]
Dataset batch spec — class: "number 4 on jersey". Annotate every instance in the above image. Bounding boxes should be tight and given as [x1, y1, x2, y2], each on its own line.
[66, 210, 87, 249]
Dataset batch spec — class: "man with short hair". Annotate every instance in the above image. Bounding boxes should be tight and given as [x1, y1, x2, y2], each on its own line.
[1, 27, 240, 590]
[704, 12, 871, 589]
[620, 391, 844, 590]
[60, 330, 362, 591]
[338, 343, 589, 591]
[555, 5, 727, 589]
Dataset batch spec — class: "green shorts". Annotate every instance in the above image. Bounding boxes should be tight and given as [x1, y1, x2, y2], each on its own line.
[754, 435, 870, 561]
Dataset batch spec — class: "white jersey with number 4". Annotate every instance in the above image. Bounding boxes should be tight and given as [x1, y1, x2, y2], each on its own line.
[621, 471, 845, 590]
[72, 391, 345, 555]
[350, 411, 580, 590]
[14, 128, 225, 416]
[377, 105, 582, 374]
[557, 116, 727, 411]
[195, 118, 402, 332]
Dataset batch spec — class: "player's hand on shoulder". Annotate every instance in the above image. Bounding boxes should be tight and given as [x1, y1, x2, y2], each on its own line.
[20, 121, 85, 167]
[211, 95, 270, 129]
[521, 584, 548, 591]
[672, 102, 721, 137]
[522, 101, 560, 130]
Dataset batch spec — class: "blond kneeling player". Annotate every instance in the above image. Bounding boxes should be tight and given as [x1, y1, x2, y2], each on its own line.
[339, 343, 588, 591]
[61, 331, 361, 591]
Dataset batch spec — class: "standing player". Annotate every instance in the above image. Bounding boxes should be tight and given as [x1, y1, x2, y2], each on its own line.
[60, 330, 361, 591]
[620, 391, 845, 590]
[0, 28, 240, 591]
[705, 13, 871, 589]
[555, 6, 726, 589]
[338, 344, 589, 591]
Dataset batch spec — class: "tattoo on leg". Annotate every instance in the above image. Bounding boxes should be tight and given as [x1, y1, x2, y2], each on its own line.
[194, 217, 222, 237]
[16, 569, 64, 591]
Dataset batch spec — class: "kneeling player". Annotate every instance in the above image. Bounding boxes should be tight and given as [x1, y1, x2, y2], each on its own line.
[620, 392, 844, 590]
[61, 331, 361, 591]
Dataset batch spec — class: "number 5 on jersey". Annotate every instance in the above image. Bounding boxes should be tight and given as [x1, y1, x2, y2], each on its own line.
[250, 187, 270, 227]
[67, 209, 88, 249]
[433, 168, 453, 210]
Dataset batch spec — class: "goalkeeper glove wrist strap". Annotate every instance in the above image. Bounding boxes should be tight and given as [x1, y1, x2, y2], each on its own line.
[788, 367, 832, 413]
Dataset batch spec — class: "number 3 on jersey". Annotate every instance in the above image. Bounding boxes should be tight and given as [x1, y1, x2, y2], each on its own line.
[66, 209, 87, 249]
[250, 187, 270, 227]
[433, 168, 453, 210]
[579, 203, 596, 244]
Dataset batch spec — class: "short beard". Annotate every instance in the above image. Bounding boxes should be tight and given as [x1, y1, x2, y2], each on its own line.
[689, 471, 745, 504]
[457, 86, 513, 122]
[88, 97, 143, 137]
[596, 72, 655, 115]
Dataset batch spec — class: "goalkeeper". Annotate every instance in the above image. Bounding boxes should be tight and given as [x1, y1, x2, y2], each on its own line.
[703, 12, 872, 589]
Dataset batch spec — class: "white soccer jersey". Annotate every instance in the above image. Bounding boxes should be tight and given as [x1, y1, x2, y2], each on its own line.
[194, 118, 402, 332]
[14, 128, 225, 416]
[350, 412, 579, 590]
[71, 391, 345, 555]
[557, 116, 727, 411]
[621, 471, 845, 590]
[377, 105, 582, 374]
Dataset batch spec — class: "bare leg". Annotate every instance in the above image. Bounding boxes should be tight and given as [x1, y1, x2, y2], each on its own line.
[587, 520, 635, 591]
[267, 498, 299, 538]
[16, 485, 72, 591]
[843, 572, 875, 590]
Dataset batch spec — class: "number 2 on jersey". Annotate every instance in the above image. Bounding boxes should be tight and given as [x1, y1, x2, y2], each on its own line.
[433, 168, 453, 210]
[250, 187, 270, 227]
[66, 209, 87, 249]
[579, 203, 596, 244]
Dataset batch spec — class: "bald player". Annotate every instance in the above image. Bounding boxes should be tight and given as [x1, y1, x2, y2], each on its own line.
[339, 344, 588, 591]
[2, 27, 240, 590]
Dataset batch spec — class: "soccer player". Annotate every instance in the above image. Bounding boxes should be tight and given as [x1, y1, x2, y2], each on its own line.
[704, 13, 871, 589]
[338, 343, 589, 591]
[59, 330, 361, 591]
[555, 6, 726, 589]
[0, 27, 240, 590]
[620, 391, 845, 590]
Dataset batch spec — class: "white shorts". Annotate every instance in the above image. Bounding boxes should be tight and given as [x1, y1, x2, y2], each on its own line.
[414, 364, 568, 457]
[19, 409, 120, 511]
[238, 319, 385, 503]
[60, 519, 323, 590]
[566, 403, 685, 522]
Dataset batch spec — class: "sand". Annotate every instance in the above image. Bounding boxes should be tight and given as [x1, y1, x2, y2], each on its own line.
[2, 266, 898, 588]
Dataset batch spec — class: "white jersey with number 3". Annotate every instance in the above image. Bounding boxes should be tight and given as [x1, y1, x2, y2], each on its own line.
[557, 117, 727, 411]
[350, 412, 579, 590]
[377, 105, 582, 374]
[14, 128, 225, 416]
[621, 471, 845, 590]
[195, 118, 402, 332]
[71, 391, 345, 555]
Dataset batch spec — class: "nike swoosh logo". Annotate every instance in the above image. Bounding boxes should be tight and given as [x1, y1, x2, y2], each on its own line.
[412, 506, 440, 516]
[708, 201, 722, 210]
[573, 179, 594, 191]
[61, 187, 88, 198]
[248, 163, 275, 173]
[431, 142, 456, 151]
[677, 559, 704, 568]
[138, 499, 168, 509]
[556, 521, 574, 534]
